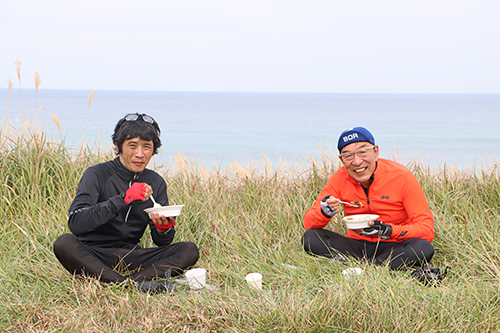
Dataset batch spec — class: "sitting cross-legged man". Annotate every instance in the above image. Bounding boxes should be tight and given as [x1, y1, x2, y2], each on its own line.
[53, 113, 199, 294]
[302, 126, 435, 271]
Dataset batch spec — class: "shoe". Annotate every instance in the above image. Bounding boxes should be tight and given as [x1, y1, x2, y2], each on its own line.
[137, 280, 175, 295]
[411, 264, 450, 286]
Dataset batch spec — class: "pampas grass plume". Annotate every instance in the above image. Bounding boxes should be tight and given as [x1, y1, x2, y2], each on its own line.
[50, 113, 61, 137]
[5, 77, 13, 114]
[34, 70, 41, 90]
[15, 59, 23, 112]
[15, 59, 21, 82]
[84, 88, 95, 132]
[88, 88, 95, 109]
[7, 77, 13, 93]
[34, 70, 42, 120]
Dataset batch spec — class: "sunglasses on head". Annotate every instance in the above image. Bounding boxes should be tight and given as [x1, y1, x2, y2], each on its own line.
[124, 113, 155, 124]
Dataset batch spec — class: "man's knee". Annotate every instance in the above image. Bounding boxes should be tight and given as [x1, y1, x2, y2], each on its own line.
[183, 241, 200, 267]
[301, 228, 321, 252]
[414, 239, 434, 261]
[53, 233, 77, 259]
[406, 238, 434, 256]
[400, 238, 434, 267]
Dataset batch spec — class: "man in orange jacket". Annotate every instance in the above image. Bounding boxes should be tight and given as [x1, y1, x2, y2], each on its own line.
[302, 127, 434, 270]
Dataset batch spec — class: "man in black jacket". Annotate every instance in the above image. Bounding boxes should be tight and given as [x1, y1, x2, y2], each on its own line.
[53, 113, 199, 293]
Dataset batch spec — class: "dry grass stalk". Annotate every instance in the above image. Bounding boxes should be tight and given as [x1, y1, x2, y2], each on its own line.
[21, 119, 30, 134]
[50, 113, 62, 137]
[5, 77, 13, 116]
[88, 88, 95, 109]
[15, 59, 21, 81]
[14, 59, 23, 113]
[84, 88, 95, 136]
[7, 77, 13, 93]
[34, 70, 41, 89]
[34, 70, 42, 118]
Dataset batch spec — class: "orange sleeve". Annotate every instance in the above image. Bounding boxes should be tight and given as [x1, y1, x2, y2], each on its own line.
[303, 174, 341, 230]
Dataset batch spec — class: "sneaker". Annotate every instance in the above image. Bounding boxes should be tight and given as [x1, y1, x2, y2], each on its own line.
[137, 280, 175, 295]
[411, 264, 450, 286]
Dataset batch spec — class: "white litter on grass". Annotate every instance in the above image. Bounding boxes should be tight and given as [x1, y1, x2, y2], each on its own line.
[172, 277, 219, 293]
[342, 267, 363, 278]
[281, 263, 301, 270]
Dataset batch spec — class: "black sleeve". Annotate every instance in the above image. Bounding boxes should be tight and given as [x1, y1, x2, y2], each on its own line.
[68, 168, 127, 236]
[150, 224, 176, 246]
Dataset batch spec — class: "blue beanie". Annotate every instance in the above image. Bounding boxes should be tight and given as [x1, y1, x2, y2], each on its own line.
[337, 127, 375, 152]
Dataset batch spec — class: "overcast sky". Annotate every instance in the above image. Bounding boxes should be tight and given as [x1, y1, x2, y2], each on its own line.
[1, 0, 500, 93]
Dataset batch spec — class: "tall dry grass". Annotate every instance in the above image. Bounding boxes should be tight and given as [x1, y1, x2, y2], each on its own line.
[1, 72, 500, 332]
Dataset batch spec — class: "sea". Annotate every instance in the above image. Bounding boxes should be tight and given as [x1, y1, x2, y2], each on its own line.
[1, 89, 499, 171]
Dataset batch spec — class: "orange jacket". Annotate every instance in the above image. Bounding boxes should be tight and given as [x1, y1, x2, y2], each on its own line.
[304, 158, 434, 242]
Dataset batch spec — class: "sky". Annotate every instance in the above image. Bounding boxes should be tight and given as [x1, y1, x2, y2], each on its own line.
[1, 0, 500, 93]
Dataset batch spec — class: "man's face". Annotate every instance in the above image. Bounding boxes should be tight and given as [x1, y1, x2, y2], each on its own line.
[118, 136, 154, 173]
[340, 141, 379, 188]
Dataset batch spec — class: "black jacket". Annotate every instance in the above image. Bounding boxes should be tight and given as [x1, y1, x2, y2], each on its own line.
[68, 157, 175, 248]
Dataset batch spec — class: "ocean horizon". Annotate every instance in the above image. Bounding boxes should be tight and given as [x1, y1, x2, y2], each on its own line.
[2, 88, 499, 171]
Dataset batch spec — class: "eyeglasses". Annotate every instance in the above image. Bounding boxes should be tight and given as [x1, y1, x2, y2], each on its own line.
[124, 113, 156, 124]
[339, 145, 376, 162]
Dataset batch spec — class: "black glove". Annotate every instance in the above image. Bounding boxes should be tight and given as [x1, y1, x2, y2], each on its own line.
[320, 195, 336, 218]
[361, 220, 392, 239]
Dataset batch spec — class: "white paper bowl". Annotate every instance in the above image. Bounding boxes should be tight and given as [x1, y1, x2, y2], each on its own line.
[343, 214, 379, 229]
[143, 205, 185, 218]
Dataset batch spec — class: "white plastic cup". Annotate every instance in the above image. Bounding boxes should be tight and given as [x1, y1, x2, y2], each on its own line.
[245, 273, 263, 290]
[185, 268, 207, 290]
[342, 267, 363, 279]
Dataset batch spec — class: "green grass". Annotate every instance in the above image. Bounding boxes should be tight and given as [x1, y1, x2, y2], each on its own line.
[1, 115, 500, 332]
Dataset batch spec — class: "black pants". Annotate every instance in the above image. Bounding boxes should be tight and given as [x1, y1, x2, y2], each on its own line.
[53, 233, 199, 283]
[302, 228, 434, 270]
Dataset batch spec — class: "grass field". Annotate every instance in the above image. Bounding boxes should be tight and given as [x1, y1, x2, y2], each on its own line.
[1, 93, 500, 331]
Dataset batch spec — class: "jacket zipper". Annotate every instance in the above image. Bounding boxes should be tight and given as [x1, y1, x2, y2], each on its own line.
[362, 183, 371, 212]
[124, 173, 139, 223]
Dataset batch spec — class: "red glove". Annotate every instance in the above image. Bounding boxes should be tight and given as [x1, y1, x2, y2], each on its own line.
[124, 182, 146, 204]
[154, 217, 176, 231]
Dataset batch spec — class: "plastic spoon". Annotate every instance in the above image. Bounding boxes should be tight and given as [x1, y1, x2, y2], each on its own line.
[339, 200, 363, 208]
[150, 195, 161, 208]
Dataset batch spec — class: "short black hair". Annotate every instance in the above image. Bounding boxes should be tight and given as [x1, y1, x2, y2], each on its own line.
[112, 113, 161, 155]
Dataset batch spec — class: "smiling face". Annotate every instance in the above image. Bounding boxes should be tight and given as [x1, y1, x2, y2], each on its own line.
[340, 141, 379, 188]
[117, 136, 154, 173]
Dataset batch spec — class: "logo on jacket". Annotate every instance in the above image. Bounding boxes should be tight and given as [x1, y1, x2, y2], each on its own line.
[380, 196, 390, 200]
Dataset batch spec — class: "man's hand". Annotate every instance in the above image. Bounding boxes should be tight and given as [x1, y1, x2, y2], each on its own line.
[360, 220, 392, 239]
[321, 195, 341, 217]
[152, 213, 176, 232]
[124, 182, 153, 204]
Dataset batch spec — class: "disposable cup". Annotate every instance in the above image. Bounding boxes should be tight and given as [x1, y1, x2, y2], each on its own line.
[342, 267, 363, 278]
[245, 273, 263, 290]
[185, 268, 206, 290]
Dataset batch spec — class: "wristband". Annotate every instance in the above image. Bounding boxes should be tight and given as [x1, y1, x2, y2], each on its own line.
[154, 219, 175, 232]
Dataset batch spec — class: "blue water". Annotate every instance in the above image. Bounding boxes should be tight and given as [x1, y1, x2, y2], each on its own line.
[2, 89, 499, 171]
